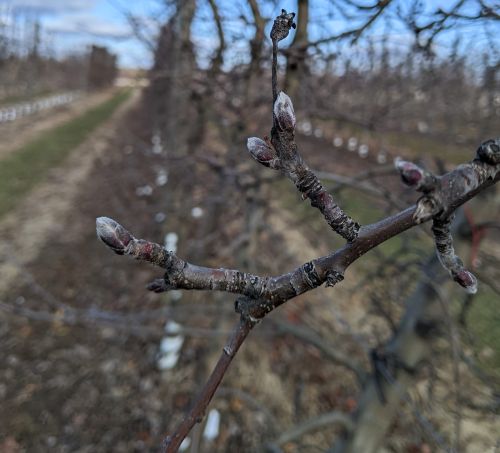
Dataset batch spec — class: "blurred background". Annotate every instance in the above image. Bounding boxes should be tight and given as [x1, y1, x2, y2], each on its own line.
[0, 0, 499, 452]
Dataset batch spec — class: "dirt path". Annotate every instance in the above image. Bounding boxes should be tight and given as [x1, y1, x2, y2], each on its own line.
[0, 89, 116, 160]
[0, 89, 140, 297]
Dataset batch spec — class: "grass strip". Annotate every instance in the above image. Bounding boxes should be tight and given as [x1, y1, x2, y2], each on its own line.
[0, 89, 131, 219]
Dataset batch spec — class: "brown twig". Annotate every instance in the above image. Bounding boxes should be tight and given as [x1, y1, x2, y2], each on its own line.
[259, 10, 361, 242]
[94, 154, 499, 451]
[162, 318, 254, 452]
[97, 156, 500, 313]
[270, 9, 296, 103]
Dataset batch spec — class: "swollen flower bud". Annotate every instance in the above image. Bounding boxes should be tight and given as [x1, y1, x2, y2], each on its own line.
[476, 138, 500, 165]
[270, 9, 296, 42]
[394, 157, 437, 192]
[96, 217, 134, 255]
[246, 137, 280, 169]
[274, 92, 296, 132]
[453, 269, 478, 294]
[395, 158, 422, 185]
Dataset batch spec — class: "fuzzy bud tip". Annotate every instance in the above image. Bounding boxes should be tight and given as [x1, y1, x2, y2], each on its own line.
[394, 157, 424, 187]
[274, 91, 296, 132]
[247, 137, 279, 168]
[453, 269, 478, 294]
[96, 217, 133, 255]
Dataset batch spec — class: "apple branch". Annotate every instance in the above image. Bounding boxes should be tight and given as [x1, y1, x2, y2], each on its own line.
[94, 9, 500, 453]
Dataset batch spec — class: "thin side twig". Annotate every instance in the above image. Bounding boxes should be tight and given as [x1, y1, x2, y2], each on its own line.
[162, 318, 255, 453]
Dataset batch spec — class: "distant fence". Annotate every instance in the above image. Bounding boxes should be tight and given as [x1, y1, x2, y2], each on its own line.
[0, 91, 82, 124]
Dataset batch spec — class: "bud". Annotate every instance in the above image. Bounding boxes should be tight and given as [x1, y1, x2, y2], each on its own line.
[96, 217, 133, 255]
[395, 158, 422, 185]
[453, 269, 478, 294]
[273, 91, 296, 132]
[476, 138, 500, 165]
[394, 157, 437, 192]
[270, 9, 296, 42]
[246, 137, 280, 169]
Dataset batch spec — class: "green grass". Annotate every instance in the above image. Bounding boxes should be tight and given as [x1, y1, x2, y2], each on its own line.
[0, 89, 131, 219]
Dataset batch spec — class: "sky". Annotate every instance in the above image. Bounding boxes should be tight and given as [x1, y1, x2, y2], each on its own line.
[2, 0, 154, 67]
[1, 0, 303, 68]
[1, 0, 498, 69]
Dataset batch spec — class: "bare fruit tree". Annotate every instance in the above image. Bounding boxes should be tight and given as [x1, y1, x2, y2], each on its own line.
[96, 9, 500, 453]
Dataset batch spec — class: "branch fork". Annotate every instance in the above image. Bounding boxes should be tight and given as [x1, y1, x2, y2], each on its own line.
[394, 144, 500, 294]
[94, 7, 500, 451]
[96, 137, 500, 449]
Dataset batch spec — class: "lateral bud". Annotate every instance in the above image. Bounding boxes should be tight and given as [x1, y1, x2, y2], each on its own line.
[476, 138, 500, 165]
[452, 269, 478, 294]
[273, 91, 296, 132]
[246, 137, 280, 169]
[394, 157, 437, 192]
[96, 217, 134, 255]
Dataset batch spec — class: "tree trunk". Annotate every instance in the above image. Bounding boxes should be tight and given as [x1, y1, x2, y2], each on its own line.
[285, 0, 309, 102]
[148, 0, 196, 152]
[245, 0, 266, 106]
